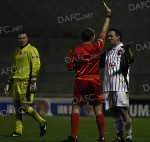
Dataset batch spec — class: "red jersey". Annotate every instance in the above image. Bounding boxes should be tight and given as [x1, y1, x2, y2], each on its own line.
[66, 34, 105, 77]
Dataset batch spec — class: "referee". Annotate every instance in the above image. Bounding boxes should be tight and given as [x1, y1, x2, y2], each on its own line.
[62, 4, 111, 142]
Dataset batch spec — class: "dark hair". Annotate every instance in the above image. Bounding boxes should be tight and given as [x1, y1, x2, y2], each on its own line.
[81, 28, 95, 42]
[109, 28, 122, 41]
[17, 30, 27, 37]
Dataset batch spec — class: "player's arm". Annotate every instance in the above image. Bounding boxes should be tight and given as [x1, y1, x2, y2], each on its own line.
[125, 42, 134, 63]
[4, 51, 16, 95]
[29, 47, 41, 93]
[30, 47, 41, 77]
[66, 49, 75, 71]
[9, 50, 17, 79]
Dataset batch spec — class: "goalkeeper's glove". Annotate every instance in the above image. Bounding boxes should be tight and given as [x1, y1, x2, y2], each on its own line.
[4, 79, 12, 95]
[30, 77, 37, 93]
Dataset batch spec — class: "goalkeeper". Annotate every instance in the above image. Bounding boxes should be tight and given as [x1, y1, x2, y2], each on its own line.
[4, 31, 47, 137]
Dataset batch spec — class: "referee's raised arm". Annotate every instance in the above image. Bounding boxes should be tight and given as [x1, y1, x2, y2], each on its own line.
[101, 4, 111, 36]
[125, 42, 134, 63]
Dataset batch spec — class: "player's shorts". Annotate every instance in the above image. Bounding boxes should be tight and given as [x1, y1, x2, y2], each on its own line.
[73, 75, 104, 106]
[103, 91, 129, 110]
[11, 79, 34, 104]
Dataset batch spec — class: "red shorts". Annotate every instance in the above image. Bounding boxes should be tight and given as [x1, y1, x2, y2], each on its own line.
[73, 75, 104, 106]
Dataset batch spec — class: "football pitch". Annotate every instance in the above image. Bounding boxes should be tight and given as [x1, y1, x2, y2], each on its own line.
[0, 116, 150, 142]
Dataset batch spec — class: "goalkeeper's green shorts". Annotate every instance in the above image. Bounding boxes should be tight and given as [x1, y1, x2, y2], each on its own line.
[11, 79, 34, 104]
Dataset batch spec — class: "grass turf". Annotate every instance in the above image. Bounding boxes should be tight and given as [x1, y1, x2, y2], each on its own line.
[0, 115, 150, 142]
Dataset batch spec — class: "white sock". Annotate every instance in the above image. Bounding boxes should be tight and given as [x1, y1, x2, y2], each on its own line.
[125, 121, 132, 139]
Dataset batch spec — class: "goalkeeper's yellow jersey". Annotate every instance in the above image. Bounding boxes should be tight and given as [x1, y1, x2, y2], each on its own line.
[9, 43, 40, 79]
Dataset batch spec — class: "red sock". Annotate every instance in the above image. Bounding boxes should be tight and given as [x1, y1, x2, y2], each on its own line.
[71, 113, 80, 137]
[96, 114, 104, 139]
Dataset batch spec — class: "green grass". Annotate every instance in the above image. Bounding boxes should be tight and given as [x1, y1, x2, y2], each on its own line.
[0, 115, 150, 142]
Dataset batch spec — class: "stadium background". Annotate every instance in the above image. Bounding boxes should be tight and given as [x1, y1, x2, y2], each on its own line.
[0, 0, 149, 98]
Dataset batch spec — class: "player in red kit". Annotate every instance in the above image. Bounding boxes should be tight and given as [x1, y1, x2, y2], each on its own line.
[62, 4, 111, 142]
